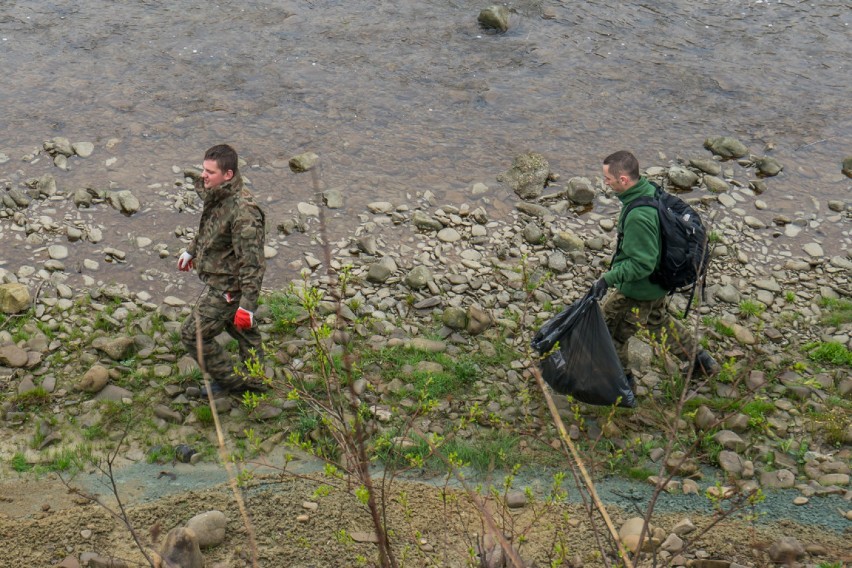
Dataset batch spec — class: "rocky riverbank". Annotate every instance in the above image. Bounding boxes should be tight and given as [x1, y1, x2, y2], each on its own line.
[0, 136, 850, 567]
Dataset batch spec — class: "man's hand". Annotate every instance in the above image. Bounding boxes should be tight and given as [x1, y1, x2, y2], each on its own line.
[591, 278, 609, 301]
[234, 307, 254, 330]
[177, 252, 194, 271]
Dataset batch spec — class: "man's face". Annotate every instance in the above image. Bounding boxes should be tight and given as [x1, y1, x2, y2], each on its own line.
[603, 165, 630, 193]
[201, 159, 233, 190]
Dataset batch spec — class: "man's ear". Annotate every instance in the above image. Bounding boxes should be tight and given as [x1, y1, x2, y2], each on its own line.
[224, 170, 235, 181]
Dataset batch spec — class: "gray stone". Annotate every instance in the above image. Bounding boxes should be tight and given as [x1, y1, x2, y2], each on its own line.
[78, 365, 110, 393]
[0, 345, 28, 368]
[322, 188, 344, 209]
[667, 166, 699, 189]
[0, 283, 31, 314]
[760, 469, 795, 489]
[689, 158, 722, 175]
[366, 257, 397, 283]
[499, 153, 550, 200]
[288, 151, 319, 173]
[515, 201, 549, 217]
[817, 473, 849, 487]
[36, 173, 58, 197]
[522, 222, 544, 244]
[704, 136, 749, 159]
[506, 491, 527, 508]
[703, 175, 730, 193]
[661, 533, 684, 553]
[185, 510, 227, 548]
[672, 518, 696, 536]
[713, 430, 746, 452]
[694, 405, 717, 431]
[404, 266, 432, 290]
[297, 202, 319, 217]
[108, 190, 140, 216]
[466, 306, 493, 336]
[94, 384, 134, 402]
[48, 245, 69, 260]
[411, 210, 443, 231]
[406, 338, 446, 353]
[367, 201, 394, 214]
[843, 156, 852, 178]
[158, 527, 204, 568]
[566, 176, 596, 205]
[442, 307, 468, 330]
[767, 537, 804, 564]
[437, 228, 461, 242]
[553, 230, 585, 252]
[478, 5, 510, 32]
[755, 156, 783, 177]
[92, 336, 137, 361]
[153, 404, 183, 424]
[548, 251, 568, 273]
[718, 451, 744, 476]
[72, 141, 95, 157]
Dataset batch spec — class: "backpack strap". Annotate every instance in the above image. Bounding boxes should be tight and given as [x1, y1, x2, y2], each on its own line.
[612, 192, 660, 264]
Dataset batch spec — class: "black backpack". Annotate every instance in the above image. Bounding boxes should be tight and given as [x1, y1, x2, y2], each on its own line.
[615, 182, 711, 315]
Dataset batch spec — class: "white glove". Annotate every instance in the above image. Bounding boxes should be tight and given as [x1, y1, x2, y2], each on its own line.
[177, 251, 194, 271]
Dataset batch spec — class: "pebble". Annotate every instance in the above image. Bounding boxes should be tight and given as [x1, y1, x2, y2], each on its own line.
[792, 496, 808, 505]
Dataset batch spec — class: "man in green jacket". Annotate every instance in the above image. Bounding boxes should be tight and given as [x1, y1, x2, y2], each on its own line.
[177, 144, 269, 395]
[591, 150, 718, 378]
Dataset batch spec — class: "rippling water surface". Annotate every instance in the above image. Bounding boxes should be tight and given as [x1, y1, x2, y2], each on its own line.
[1, 0, 849, 291]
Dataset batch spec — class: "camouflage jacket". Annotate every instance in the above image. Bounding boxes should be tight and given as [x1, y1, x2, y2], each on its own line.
[187, 175, 266, 312]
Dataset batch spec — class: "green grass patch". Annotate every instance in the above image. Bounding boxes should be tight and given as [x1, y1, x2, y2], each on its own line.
[439, 431, 522, 473]
[804, 342, 852, 367]
[740, 399, 775, 428]
[82, 424, 106, 441]
[193, 406, 214, 425]
[738, 299, 765, 319]
[820, 297, 852, 327]
[263, 292, 307, 333]
[10, 452, 31, 472]
[45, 445, 94, 473]
[14, 387, 51, 410]
[624, 466, 656, 482]
[147, 444, 177, 464]
[362, 341, 519, 402]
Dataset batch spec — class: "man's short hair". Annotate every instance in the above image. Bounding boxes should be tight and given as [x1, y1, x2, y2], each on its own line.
[603, 151, 639, 181]
[204, 144, 239, 176]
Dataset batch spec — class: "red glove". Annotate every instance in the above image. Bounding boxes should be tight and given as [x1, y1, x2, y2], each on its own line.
[177, 252, 194, 271]
[234, 307, 254, 330]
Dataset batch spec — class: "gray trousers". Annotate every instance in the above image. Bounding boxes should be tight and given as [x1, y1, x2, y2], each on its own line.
[601, 290, 698, 369]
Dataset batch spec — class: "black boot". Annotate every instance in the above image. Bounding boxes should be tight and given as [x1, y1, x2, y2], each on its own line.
[693, 350, 720, 377]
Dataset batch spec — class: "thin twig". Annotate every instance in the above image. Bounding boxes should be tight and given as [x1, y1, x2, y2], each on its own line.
[195, 314, 260, 567]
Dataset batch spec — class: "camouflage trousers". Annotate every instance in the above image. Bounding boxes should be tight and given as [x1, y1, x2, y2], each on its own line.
[180, 288, 262, 390]
[601, 290, 698, 369]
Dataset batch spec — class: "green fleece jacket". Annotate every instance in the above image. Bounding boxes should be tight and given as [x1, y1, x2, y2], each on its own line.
[602, 177, 667, 301]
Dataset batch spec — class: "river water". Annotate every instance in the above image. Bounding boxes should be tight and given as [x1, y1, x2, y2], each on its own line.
[0, 0, 850, 293]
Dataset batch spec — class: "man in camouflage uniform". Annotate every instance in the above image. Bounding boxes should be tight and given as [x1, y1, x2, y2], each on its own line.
[177, 144, 268, 394]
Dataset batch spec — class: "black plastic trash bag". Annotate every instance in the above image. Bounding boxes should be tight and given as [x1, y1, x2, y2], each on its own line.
[531, 289, 635, 408]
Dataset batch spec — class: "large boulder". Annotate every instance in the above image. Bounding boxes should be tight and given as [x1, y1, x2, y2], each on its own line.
[366, 256, 397, 283]
[498, 153, 551, 200]
[157, 527, 204, 568]
[478, 5, 509, 32]
[0, 283, 31, 314]
[186, 510, 227, 548]
[704, 136, 749, 159]
[842, 156, 852, 178]
[566, 176, 596, 205]
[667, 166, 699, 189]
[108, 190, 140, 216]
